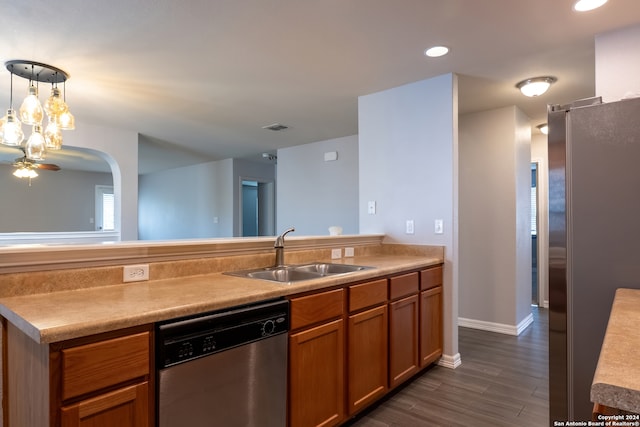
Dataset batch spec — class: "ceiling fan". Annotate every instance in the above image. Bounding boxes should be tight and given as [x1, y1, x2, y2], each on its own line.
[5, 148, 61, 183]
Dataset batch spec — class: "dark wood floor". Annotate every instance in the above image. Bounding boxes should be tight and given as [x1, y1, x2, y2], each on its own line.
[346, 307, 549, 427]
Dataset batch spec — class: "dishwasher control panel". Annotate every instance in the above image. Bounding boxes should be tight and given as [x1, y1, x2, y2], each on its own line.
[156, 299, 289, 368]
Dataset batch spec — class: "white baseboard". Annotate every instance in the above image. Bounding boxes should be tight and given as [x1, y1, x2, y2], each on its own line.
[542, 300, 549, 308]
[437, 352, 461, 369]
[458, 313, 534, 336]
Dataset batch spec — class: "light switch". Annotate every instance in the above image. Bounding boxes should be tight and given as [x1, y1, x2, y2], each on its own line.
[434, 219, 444, 234]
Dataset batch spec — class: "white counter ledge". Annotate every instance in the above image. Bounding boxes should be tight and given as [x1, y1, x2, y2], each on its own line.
[591, 288, 640, 414]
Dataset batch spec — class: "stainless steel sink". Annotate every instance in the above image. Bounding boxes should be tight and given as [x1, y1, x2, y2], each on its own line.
[225, 262, 373, 283]
[293, 263, 371, 275]
[245, 268, 322, 282]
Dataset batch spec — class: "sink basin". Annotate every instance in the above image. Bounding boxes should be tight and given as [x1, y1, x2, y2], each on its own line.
[245, 268, 321, 283]
[225, 262, 373, 283]
[293, 263, 371, 275]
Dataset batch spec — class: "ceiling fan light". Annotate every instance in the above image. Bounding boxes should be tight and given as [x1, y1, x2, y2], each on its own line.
[516, 76, 557, 97]
[44, 120, 63, 150]
[25, 125, 46, 160]
[2, 109, 24, 146]
[13, 167, 37, 179]
[19, 84, 43, 125]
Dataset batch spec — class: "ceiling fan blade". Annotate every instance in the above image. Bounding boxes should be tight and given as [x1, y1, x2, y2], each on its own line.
[35, 163, 61, 171]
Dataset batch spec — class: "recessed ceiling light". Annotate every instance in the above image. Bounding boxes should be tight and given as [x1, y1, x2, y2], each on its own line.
[424, 46, 449, 58]
[515, 76, 557, 97]
[573, 0, 608, 12]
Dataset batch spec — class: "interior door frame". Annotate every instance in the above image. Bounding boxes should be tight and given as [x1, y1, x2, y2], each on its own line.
[531, 158, 548, 308]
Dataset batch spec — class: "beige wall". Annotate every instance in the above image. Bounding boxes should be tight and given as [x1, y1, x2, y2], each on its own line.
[459, 106, 532, 333]
[596, 24, 640, 102]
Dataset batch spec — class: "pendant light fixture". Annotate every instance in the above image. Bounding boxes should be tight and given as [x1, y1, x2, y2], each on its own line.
[2, 60, 74, 155]
[1, 67, 24, 146]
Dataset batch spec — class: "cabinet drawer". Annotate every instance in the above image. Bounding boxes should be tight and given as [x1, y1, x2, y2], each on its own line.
[290, 288, 344, 330]
[62, 332, 150, 401]
[349, 279, 387, 312]
[420, 266, 443, 290]
[389, 272, 419, 300]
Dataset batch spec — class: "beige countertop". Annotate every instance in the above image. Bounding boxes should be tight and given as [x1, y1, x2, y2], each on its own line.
[0, 255, 441, 344]
[591, 288, 640, 413]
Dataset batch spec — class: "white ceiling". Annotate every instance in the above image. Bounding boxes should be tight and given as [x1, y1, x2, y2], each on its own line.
[1, 0, 639, 174]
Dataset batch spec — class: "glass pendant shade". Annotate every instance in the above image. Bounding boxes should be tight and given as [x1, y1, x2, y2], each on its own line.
[2, 109, 24, 146]
[58, 109, 75, 130]
[44, 87, 68, 119]
[44, 120, 63, 150]
[25, 125, 46, 160]
[19, 84, 43, 125]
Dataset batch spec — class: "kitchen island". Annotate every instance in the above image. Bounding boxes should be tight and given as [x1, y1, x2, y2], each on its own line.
[591, 288, 640, 419]
[0, 235, 444, 427]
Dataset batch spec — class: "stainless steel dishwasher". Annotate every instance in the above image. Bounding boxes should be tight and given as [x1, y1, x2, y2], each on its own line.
[156, 299, 289, 427]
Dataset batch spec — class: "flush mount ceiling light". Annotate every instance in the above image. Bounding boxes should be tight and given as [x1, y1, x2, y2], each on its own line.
[537, 123, 549, 135]
[573, 0, 608, 12]
[1, 60, 75, 156]
[424, 46, 449, 58]
[516, 76, 557, 97]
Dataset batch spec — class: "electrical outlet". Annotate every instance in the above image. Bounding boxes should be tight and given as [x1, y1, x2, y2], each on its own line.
[344, 247, 355, 257]
[331, 248, 342, 259]
[406, 219, 415, 234]
[123, 264, 150, 282]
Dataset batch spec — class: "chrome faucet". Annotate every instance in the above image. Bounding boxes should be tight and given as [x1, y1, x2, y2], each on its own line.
[274, 227, 295, 266]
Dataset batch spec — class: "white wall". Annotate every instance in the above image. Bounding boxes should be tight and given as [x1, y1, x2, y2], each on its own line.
[64, 123, 139, 240]
[358, 74, 459, 367]
[277, 135, 359, 236]
[138, 159, 234, 239]
[138, 157, 277, 240]
[596, 24, 640, 102]
[233, 158, 277, 236]
[458, 106, 532, 334]
[0, 166, 112, 232]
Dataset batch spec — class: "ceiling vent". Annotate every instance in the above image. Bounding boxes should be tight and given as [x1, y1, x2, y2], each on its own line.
[262, 123, 289, 131]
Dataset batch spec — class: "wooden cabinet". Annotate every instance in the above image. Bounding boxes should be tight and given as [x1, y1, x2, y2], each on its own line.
[60, 382, 149, 427]
[420, 266, 443, 367]
[347, 279, 388, 415]
[4, 324, 152, 427]
[52, 327, 153, 427]
[389, 294, 420, 388]
[288, 289, 345, 427]
[388, 272, 420, 389]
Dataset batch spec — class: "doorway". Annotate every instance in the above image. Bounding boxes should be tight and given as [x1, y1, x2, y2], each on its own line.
[240, 179, 275, 237]
[531, 163, 539, 306]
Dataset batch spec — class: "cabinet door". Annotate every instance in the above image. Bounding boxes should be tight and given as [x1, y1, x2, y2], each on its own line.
[289, 319, 345, 427]
[348, 305, 388, 415]
[420, 286, 443, 367]
[389, 294, 419, 388]
[61, 382, 149, 427]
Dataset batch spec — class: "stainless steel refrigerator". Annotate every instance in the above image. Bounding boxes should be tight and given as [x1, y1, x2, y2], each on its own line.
[548, 96, 640, 422]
